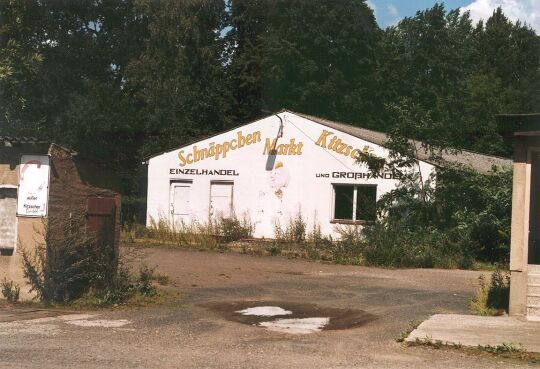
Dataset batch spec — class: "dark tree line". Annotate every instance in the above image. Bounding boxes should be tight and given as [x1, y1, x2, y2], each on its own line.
[1, 0, 539, 201]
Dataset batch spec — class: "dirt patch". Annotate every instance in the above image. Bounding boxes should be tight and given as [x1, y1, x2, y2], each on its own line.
[202, 300, 377, 332]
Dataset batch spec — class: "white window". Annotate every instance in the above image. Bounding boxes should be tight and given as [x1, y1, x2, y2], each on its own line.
[210, 181, 234, 218]
[332, 184, 376, 223]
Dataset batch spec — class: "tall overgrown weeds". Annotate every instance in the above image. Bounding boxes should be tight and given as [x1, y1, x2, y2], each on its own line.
[20, 214, 157, 305]
[274, 211, 306, 242]
[21, 214, 115, 302]
[1, 278, 20, 302]
[470, 268, 510, 315]
[145, 213, 254, 248]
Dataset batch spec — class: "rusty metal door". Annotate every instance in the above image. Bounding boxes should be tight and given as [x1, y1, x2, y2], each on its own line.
[86, 197, 116, 249]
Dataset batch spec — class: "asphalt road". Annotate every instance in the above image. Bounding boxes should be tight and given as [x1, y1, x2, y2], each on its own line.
[0, 248, 536, 369]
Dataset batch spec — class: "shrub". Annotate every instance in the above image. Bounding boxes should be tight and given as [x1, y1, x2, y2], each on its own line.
[21, 214, 117, 303]
[331, 226, 364, 264]
[218, 215, 254, 242]
[19, 213, 158, 305]
[361, 221, 475, 268]
[266, 243, 281, 256]
[1, 279, 20, 302]
[470, 269, 510, 315]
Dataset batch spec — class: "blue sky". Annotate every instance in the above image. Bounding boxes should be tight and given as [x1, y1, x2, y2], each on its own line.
[367, 1, 469, 27]
[367, 0, 540, 32]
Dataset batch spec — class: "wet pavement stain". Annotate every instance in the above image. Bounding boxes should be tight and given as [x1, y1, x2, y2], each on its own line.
[202, 301, 377, 333]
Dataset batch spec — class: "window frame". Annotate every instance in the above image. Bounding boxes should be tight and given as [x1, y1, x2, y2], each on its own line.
[331, 183, 377, 225]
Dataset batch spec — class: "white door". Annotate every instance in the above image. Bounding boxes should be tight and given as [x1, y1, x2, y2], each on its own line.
[170, 182, 191, 225]
[210, 182, 233, 218]
[0, 188, 17, 250]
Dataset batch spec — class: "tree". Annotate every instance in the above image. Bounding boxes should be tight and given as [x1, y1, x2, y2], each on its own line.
[229, 0, 380, 126]
[0, 0, 44, 134]
[125, 0, 233, 159]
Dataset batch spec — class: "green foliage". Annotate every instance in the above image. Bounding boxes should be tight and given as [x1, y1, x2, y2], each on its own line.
[266, 243, 281, 256]
[273, 211, 307, 243]
[230, 0, 379, 122]
[19, 214, 159, 305]
[470, 269, 510, 315]
[0, 1, 538, 260]
[362, 167, 511, 268]
[80, 264, 159, 306]
[359, 95, 512, 267]
[478, 342, 523, 355]
[21, 215, 117, 303]
[145, 213, 254, 249]
[1, 279, 20, 303]
[218, 215, 255, 242]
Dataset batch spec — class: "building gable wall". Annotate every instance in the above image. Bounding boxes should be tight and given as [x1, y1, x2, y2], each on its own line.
[147, 112, 435, 238]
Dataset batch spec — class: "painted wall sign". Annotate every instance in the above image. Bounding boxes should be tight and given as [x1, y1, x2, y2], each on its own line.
[315, 130, 370, 159]
[17, 155, 50, 217]
[170, 168, 240, 176]
[178, 130, 262, 166]
[263, 138, 303, 156]
[315, 171, 402, 180]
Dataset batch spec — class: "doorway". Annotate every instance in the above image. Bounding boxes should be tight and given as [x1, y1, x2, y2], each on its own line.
[529, 152, 540, 264]
[210, 181, 234, 218]
[170, 181, 192, 226]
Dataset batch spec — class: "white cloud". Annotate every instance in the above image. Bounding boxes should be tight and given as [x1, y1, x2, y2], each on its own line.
[385, 3, 401, 26]
[387, 4, 398, 17]
[366, 0, 376, 13]
[460, 0, 540, 32]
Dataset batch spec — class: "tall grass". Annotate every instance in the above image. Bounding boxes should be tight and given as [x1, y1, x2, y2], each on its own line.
[470, 269, 510, 315]
[142, 213, 255, 249]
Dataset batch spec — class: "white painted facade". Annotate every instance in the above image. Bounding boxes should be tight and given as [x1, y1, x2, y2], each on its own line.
[146, 112, 435, 238]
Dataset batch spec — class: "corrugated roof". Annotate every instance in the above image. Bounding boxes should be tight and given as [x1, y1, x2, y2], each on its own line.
[145, 109, 512, 174]
[0, 136, 47, 146]
[289, 110, 512, 174]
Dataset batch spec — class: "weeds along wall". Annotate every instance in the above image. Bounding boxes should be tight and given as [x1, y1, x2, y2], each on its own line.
[146, 111, 435, 238]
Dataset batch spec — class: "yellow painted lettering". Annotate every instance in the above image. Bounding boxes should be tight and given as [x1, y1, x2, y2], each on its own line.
[222, 142, 230, 158]
[178, 150, 187, 167]
[238, 131, 246, 148]
[316, 130, 333, 148]
[263, 138, 278, 155]
[215, 144, 223, 159]
[297, 142, 303, 155]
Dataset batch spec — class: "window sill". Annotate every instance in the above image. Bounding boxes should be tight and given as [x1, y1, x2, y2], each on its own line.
[330, 219, 373, 225]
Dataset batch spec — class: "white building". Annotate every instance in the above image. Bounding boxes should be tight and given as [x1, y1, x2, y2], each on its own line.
[146, 110, 510, 238]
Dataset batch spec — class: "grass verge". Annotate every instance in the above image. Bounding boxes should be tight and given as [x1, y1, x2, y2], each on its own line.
[405, 337, 540, 364]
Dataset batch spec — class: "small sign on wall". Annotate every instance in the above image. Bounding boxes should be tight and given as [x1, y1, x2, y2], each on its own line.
[17, 155, 50, 217]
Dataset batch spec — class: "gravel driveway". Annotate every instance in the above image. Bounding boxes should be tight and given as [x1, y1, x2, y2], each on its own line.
[0, 247, 534, 369]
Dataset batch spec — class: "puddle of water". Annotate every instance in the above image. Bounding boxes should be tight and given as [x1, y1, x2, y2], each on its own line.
[259, 317, 330, 334]
[66, 319, 131, 328]
[203, 300, 377, 334]
[236, 306, 292, 317]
